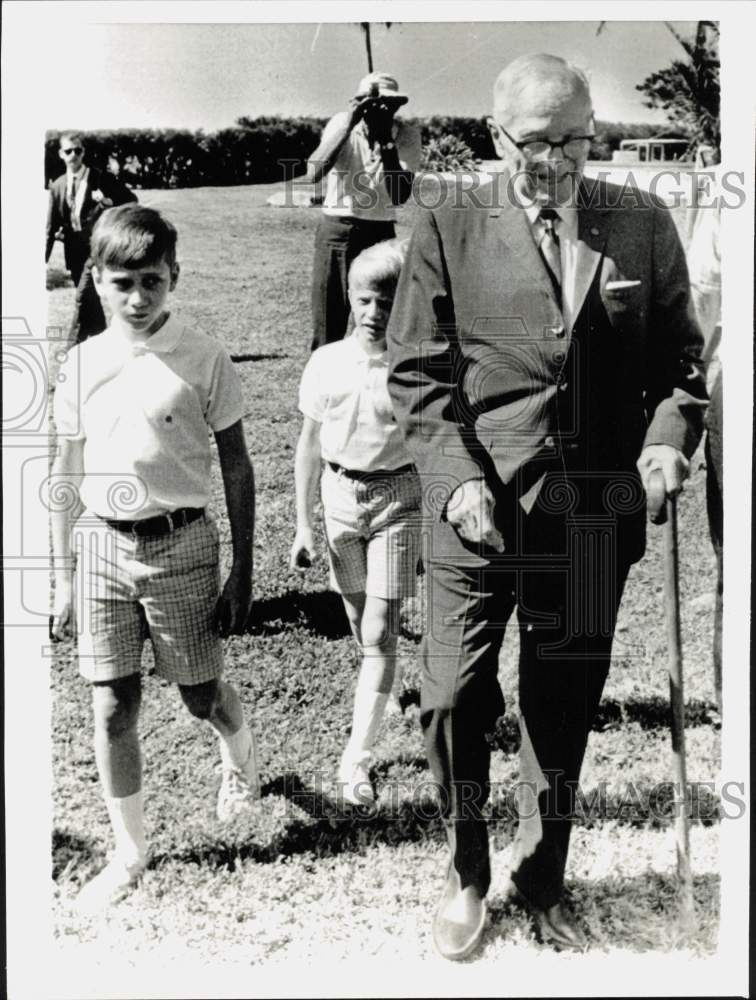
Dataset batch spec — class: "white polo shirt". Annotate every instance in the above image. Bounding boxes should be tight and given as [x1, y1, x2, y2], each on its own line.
[298, 335, 412, 472]
[321, 113, 422, 222]
[54, 315, 243, 519]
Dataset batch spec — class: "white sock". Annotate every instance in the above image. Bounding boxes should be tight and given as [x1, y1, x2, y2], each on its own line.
[104, 790, 147, 868]
[391, 661, 404, 699]
[345, 685, 389, 761]
[219, 723, 253, 771]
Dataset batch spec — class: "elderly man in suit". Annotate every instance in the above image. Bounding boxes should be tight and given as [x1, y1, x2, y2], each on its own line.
[387, 54, 707, 959]
[46, 132, 137, 343]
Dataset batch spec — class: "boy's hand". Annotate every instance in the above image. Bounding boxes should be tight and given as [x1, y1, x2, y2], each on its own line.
[215, 565, 253, 637]
[289, 528, 316, 570]
[50, 583, 75, 642]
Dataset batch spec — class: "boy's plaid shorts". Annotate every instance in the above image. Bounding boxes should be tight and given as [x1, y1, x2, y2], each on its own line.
[321, 465, 422, 599]
[74, 512, 224, 686]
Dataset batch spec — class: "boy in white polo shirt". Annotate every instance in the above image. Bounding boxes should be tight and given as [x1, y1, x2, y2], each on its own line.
[290, 240, 422, 805]
[51, 204, 260, 911]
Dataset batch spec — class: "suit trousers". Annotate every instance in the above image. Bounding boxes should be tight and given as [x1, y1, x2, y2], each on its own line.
[63, 233, 106, 345]
[310, 214, 395, 351]
[70, 257, 106, 345]
[421, 485, 631, 907]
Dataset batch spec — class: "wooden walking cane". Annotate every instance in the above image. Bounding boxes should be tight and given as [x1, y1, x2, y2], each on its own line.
[647, 469, 696, 927]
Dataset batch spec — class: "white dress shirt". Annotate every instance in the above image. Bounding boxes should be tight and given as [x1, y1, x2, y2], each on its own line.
[67, 165, 89, 232]
[522, 200, 579, 333]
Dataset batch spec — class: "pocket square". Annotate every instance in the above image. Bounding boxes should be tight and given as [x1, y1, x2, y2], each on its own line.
[605, 279, 642, 292]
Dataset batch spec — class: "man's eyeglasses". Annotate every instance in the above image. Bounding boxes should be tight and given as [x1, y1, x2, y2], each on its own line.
[61, 146, 83, 156]
[498, 126, 594, 161]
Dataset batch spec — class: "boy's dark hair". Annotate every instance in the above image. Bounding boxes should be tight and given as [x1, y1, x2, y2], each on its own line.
[90, 204, 178, 271]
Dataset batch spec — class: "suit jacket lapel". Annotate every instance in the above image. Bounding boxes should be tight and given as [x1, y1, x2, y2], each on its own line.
[489, 173, 561, 313]
[573, 181, 612, 329]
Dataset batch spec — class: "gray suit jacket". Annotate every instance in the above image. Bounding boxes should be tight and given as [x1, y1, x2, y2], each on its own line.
[387, 172, 708, 533]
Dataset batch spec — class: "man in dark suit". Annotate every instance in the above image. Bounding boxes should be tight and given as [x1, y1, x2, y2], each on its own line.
[46, 132, 137, 343]
[387, 54, 708, 959]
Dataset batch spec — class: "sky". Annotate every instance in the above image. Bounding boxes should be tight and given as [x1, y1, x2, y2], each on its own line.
[28, 17, 700, 131]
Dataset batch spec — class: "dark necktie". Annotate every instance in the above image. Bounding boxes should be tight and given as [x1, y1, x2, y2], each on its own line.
[538, 207, 562, 305]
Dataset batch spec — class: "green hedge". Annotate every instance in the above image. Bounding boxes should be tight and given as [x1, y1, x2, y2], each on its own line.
[45, 118, 678, 189]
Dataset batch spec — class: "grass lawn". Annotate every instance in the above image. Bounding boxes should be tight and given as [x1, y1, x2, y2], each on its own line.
[47, 180, 723, 991]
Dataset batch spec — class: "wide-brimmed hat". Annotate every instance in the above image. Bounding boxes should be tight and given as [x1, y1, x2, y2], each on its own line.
[355, 72, 408, 106]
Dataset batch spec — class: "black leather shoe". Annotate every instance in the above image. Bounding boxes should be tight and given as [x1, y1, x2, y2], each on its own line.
[504, 881, 586, 951]
[532, 899, 586, 950]
[432, 866, 487, 961]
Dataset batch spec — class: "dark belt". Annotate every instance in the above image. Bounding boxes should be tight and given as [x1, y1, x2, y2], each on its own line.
[327, 461, 415, 481]
[101, 507, 204, 538]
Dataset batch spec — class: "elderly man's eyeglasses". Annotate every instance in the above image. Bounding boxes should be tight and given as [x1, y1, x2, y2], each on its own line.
[62, 146, 83, 156]
[499, 127, 594, 161]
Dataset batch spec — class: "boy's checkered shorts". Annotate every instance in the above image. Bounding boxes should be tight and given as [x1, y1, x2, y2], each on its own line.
[321, 465, 422, 599]
[74, 513, 224, 686]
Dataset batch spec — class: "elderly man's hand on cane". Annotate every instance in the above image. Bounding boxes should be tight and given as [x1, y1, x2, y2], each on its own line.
[637, 444, 690, 500]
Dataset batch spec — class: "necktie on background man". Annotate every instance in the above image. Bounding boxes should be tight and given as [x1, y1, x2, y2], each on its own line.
[538, 207, 562, 307]
[69, 174, 81, 232]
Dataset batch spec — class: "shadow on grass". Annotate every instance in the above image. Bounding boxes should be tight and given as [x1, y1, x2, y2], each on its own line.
[52, 828, 101, 880]
[230, 352, 286, 363]
[488, 870, 720, 952]
[122, 769, 721, 878]
[592, 696, 720, 731]
[247, 589, 352, 640]
[46, 267, 73, 291]
[487, 698, 719, 756]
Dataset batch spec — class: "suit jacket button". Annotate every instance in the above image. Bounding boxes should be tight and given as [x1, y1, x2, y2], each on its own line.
[555, 326, 565, 338]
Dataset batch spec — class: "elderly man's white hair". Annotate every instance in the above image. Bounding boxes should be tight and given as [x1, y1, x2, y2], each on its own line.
[493, 53, 592, 124]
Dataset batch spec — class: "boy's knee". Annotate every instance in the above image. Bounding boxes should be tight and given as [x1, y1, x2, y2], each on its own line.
[360, 612, 398, 653]
[179, 679, 220, 720]
[92, 675, 141, 737]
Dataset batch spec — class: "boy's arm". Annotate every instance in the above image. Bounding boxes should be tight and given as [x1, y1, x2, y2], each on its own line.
[50, 438, 85, 640]
[289, 416, 322, 569]
[214, 419, 255, 637]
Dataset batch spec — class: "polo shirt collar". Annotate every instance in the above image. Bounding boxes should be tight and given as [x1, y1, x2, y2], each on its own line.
[347, 331, 388, 365]
[109, 313, 184, 354]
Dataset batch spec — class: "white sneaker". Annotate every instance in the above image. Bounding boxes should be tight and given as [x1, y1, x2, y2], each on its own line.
[217, 740, 261, 821]
[74, 855, 146, 915]
[338, 752, 374, 806]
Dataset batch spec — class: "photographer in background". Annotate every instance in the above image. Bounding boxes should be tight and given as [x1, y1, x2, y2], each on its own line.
[306, 73, 421, 351]
[46, 132, 137, 344]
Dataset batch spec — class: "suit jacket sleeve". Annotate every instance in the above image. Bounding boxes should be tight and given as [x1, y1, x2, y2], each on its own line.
[97, 169, 138, 206]
[45, 184, 61, 262]
[387, 207, 484, 508]
[643, 203, 708, 458]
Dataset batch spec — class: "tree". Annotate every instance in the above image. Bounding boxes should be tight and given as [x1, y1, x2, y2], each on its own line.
[636, 21, 720, 152]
